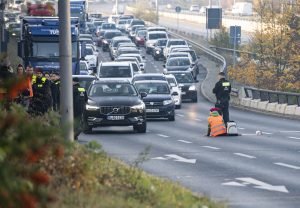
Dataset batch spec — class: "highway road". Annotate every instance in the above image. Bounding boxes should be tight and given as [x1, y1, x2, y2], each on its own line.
[81, 2, 300, 208]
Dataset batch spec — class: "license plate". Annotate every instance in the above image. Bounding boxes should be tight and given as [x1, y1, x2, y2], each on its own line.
[181, 92, 186, 95]
[146, 109, 159, 113]
[107, 116, 124, 120]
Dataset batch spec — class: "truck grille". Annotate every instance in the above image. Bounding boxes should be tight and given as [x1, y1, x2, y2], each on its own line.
[100, 106, 131, 115]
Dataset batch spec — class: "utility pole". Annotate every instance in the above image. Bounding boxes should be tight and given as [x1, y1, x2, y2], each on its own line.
[58, 0, 74, 141]
[155, 0, 159, 24]
[0, 0, 6, 53]
[115, 0, 118, 15]
[233, 25, 237, 68]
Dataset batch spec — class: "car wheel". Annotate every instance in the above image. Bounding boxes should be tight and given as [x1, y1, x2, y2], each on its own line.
[102, 47, 106, 52]
[176, 104, 181, 109]
[192, 97, 198, 103]
[146, 47, 150, 54]
[134, 122, 147, 133]
[168, 115, 175, 121]
[154, 56, 158, 61]
[83, 121, 92, 134]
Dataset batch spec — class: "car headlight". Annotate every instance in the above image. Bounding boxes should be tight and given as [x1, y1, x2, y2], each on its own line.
[131, 102, 145, 112]
[86, 104, 100, 111]
[155, 50, 160, 54]
[163, 100, 173, 105]
[189, 85, 196, 91]
[103, 40, 108, 44]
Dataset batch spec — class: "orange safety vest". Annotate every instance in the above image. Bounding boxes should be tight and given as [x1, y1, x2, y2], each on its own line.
[208, 115, 227, 137]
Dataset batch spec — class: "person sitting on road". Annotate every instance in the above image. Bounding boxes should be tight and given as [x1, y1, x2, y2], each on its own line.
[207, 107, 227, 137]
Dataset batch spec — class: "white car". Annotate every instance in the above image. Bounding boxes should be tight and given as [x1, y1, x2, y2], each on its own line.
[165, 74, 182, 109]
[84, 45, 98, 68]
[118, 53, 146, 71]
[163, 39, 188, 60]
[145, 31, 168, 54]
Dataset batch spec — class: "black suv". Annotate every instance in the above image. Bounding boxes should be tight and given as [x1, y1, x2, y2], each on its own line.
[83, 80, 147, 133]
[134, 80, 175, 121]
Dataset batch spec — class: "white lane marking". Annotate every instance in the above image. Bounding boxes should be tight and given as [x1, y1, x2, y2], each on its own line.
[202, 146, 220, 150]
[176, 114, 184, 117]
[238, 127, 245, 130]
[157, 134, 169, 138]
[289, 136, 300, 140]
[274, 162, 300, 170]
[280, 131, 300, 133]
[262, 132, 272, 135]
[241, 133, 257, 136]
[234, 153, 256, 159]
[194, 118, 202, 121]
[223, 178, 289, 193]
[178, 140, 192, 144]
[152, 154, 196, 164]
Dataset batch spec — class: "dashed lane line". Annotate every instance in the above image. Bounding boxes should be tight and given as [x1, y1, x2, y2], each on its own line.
[262, 132, 273, 135]
[280, 131, 300, 133]
[202, 146, 220, 150]
[234, 153, 256, 159]
[289, 136, 300, 140]
[157, 134, 169, 138]
[176, 114, 184, 117]
[274, 162, 300, 170]
[238, 127, 245, 130]
[194, 118, 202, 121]
[177, 140, 192, 144]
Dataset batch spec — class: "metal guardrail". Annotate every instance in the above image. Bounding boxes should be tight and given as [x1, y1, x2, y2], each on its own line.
[244, 87, 300, 106]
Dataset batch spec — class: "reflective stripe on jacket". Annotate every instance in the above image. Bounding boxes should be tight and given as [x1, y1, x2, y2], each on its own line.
[208, 115, 226, 137]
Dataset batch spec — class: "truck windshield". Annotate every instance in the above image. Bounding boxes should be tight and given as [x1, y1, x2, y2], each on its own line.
[31, 42, 77, 58]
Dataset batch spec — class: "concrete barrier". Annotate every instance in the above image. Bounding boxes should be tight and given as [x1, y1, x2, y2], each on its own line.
[241, 98, 251, 107]
[250, 99, 260, 109]
[266, 102, 277, 112]
[284, 105, 297, 115]
[295, 107, 300, 116]
[257, 101, 268, 111]
[275, 104, 287, 114]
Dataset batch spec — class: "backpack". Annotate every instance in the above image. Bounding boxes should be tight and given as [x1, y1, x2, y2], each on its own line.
[227, 121, 238, 136]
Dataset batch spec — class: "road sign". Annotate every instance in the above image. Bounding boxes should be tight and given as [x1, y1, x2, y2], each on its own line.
[230, 25, 241, 45]
[206, 8, 222, 29]
[152, 154, 196, 164]
[222, 177, 289, 193]
[175, 6, 181, 13]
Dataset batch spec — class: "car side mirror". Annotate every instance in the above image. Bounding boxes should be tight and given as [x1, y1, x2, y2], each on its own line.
[140, 92, 147, 98]
[191, 63, 195, 67]
[163, 64, 166, 68]
[142, 55, 145, 59]
[96, 49, 99, 52]
[171, 92, 179, 96]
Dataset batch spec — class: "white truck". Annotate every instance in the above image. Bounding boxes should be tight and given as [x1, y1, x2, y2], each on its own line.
[231, 2, 253, 16]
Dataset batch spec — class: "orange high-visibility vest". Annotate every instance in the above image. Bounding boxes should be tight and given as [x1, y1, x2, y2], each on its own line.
[208, 115, 226, 137]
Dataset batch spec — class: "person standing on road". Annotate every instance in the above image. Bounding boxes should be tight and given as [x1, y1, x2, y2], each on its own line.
[213, 72, 231, 124]
[50, 72, 60, 111]
[73, 77, 87, 140]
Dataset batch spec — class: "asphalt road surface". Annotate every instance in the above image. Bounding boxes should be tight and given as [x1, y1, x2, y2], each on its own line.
[81, 3, 300, 208]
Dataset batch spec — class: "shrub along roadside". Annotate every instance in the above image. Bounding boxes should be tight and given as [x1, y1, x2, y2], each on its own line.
[0, 105, 226, 208]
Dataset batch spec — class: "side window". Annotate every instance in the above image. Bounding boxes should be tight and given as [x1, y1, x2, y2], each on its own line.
[132, 63, 139, 72]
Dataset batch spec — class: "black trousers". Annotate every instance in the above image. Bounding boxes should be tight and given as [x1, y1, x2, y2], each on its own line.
[215, 101, 230, 124]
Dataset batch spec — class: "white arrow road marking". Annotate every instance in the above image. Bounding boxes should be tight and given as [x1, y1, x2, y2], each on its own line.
[165, 154, 197, 164]
[152, 154, 196, 164]
[223, 178, 289, 193]
[236, 178, 289, 193]
[202, 146, 220, 150]
[178, 140, 192, 144]
[274, 162, 300, 170]
[234, 153, 256, 159]
[157, 134, 169, 138]
[289, 136, 300, 140]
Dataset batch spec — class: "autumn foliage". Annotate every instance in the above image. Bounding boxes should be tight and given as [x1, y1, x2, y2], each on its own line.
[228, 1, 300, 92]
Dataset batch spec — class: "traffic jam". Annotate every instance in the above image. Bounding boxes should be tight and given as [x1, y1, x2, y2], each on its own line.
[5, 1, 200, 134]
[76, 14, 201, 134]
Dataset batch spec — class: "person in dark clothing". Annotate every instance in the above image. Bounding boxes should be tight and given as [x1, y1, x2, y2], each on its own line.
[28, 69, 52, 116]
[73, 77, 87, 140]
[50, 72, 60, 111]
[213, 72, 231, 124]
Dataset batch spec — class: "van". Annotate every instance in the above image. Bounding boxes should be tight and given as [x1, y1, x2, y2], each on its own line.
[190, 5, 200, 12]
[232, 2, 253, 16]
[145, 31, 168, 54]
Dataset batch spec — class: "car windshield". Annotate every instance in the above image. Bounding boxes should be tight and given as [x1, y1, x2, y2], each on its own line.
[102, 24, 116, 29]
[85, 48, 93, 55]
[94, 22, 104, 27]
[89, 83, 137, 96]
[168, 40, 187, 47]
[99, 66, 132, 78]
[113, 39, 131, 47]
[169, 54, 188, 58]
[157, 39, 168, 46]
[118, 49, 139, 55]
[135, 82, 170, 94]
[149, 33, 167, 40]
[118, 20, 127, 24]
[173, 73, 194, 83]
[79, 78, 95, 90]
[80, 63, 88, 71]
[137, 31, 147, 37]
[167, 58, 190, 66]
[31, 42, 77, 58]
[9, 23, 20, 29]
[132, 20, 145, 26]
[104, 32, 122, 39]
[167, 77, 176, 85]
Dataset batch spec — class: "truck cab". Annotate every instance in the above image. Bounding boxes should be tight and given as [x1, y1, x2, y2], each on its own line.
[18, 17, 82, 74]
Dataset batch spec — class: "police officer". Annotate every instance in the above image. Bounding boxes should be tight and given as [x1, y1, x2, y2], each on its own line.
[73, 77, 87, 140]
[29, 69, 52, 115]
[50, 72, 60, 111]
[213, 72, 231, 124]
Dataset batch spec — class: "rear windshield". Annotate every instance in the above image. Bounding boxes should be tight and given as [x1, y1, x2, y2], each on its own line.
[113, 39, 131, 47]
[167, 77, 176, 85]
[133, 76, 166, 82]
[149, 33, 167, 40]
[99, 66, 132, 78]
[157, 39, 168, 46]
[85, 48, 93, 55]
[118, 20, 127, 24]
[172, 73, 194, 83]
[167, 40, 187, 47]
[102, 24, 116, 29]
[132, 20, 145, 26]
[167, 58, 191, 66]
[104, 32, 122, 39]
